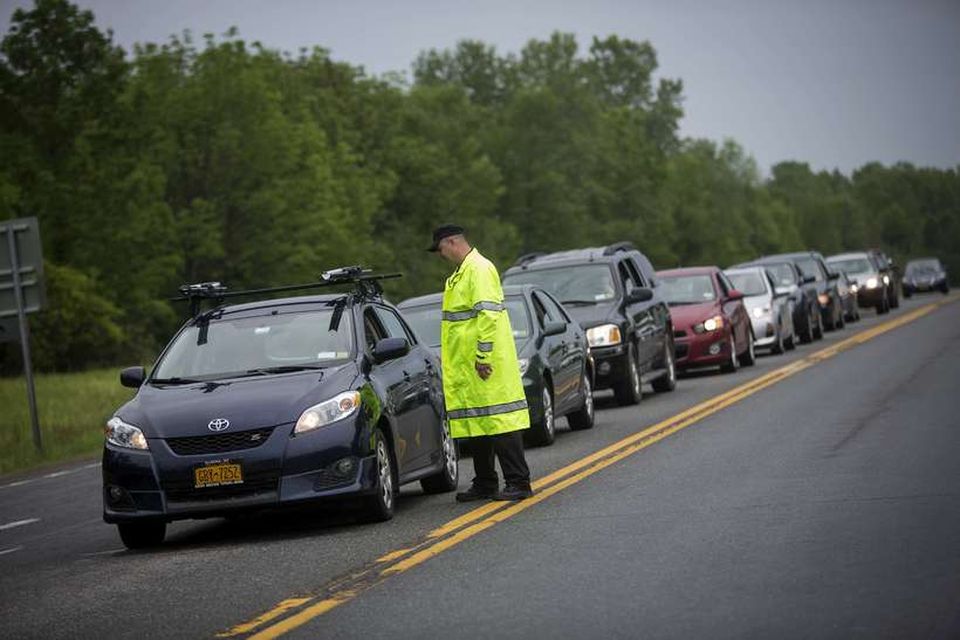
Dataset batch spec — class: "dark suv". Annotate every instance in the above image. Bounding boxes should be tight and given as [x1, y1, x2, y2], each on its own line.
[502, 242, 675, 406]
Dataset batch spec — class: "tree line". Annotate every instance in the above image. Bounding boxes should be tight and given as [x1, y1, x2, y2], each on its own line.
[1, 0, 958, 374]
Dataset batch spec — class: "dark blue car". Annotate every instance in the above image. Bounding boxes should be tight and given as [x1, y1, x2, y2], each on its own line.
[103, 272, 458, 549]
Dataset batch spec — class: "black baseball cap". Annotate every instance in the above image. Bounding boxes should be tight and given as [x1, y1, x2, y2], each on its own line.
[427, 224, 465, 252]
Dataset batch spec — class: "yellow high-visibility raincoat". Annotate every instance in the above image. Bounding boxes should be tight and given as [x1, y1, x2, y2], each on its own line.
[440, 248, 530, 438]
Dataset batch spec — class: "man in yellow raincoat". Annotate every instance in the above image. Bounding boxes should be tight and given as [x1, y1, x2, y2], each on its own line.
[429, 224, 533, 501]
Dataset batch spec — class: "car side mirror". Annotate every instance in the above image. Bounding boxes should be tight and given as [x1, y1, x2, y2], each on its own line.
[726, 289, 744, 301]
[120, 366, 145, 388]
[773, 289, 790, 298]
[542, 320, 566, 337]
[802, 275, 816, 284]
[848, 278, 859, 286]
[624, 288, 654, 304]
[373, 337, 410, 363]
[827, 271, 840, 281]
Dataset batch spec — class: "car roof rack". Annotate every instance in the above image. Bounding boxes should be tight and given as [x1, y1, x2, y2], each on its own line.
[514, 252, 546, 267]
[602, 241, 635, 256]
[173, 266, 403, 319]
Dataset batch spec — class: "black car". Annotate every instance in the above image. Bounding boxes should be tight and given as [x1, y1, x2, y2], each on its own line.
[903, 257, 949, 296]
[102, 270, 458, 549]
[868, 249, 901, 309]
[501, 242, 676, 406]
[744, 252, 844, 333]
[398, 285, 595, 447]
[731, 258, 822, 343]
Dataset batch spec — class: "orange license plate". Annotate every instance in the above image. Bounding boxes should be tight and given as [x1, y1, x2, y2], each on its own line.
[194, 463, 243, 488]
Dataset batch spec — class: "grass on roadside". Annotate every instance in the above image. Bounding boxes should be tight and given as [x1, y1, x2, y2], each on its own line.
[0, 368, 135, 476]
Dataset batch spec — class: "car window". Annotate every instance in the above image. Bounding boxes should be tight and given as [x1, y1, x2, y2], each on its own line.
[764, 270, 780, 292]
[534, 291, 567, 325]
[364, 309, 386, 351]
[716, 272, 734, 296]
[618, 261, 638, 294]
[632, 255, 657, 287]
[766, 263, 797, 287]
[796, 258, 824, 282]
[726, 271, 767, 296]
[540, 290, 573, 322]
[374, 306, 414, 343]
[399, 304, 441, 348]
[503, 296, 532, 339]
[504, 265, 617, 304]
[624, 258, 647, 288]
[153, 308, 355, 380]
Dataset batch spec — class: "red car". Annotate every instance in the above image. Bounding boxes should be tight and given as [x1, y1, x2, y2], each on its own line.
[656, 266, 755, 373]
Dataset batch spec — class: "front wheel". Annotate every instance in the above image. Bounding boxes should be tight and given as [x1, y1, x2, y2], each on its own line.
[421, 420, 459, 494]
[720, 334, 740, 374]
[651, 340, 677, 392]
[771, 325, 785, 355]
[359, 430, 395, 523]
[613, 345, 643, 406]
[117, 521, 166, 550]
[567, 373, 595, 431]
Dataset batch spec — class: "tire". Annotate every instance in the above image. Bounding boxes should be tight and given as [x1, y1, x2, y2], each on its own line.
[799, 307, 814, 344]
[785, 329, 796, 351]
[651, 340, 677, 393]
[835, 304, 845, 329]
[567, 372, 596, 431]
[421, 419, 459, 494]
[613, 345, 643, 406]
[526, 384, 556, 446]
[889, 288, 900, 309]
[941, 283, 950, 295]
[903, 289, 912, 299]
[720, 334, 740, 374]
[739, 330, 756, 366]
[359, 430, 395, 523]
[771, 325, 785, 355]
[877, 294, 889, 315]
[117, 521, 166, 550]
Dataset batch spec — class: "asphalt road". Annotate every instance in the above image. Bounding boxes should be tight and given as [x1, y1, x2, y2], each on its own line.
[1, 294, 959, 639]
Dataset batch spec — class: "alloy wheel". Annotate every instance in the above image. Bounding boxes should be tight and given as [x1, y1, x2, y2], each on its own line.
[376, 439, 393, 511]
[542, 386, 555, 439]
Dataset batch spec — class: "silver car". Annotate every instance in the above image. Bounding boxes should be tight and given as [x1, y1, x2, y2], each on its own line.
[723, 266, 796, 354]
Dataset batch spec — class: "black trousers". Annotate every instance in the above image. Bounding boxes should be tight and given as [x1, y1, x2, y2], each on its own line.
[469, 430, 531, 491]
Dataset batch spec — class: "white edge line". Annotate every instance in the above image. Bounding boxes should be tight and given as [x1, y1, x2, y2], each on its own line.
[0, 518, 41, 532]
[0, 462, 101, 490]
[0, 546, 24, 556]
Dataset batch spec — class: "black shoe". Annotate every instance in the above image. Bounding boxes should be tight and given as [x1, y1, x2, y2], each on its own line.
[455, 486, 499, 502]
[493, 485, 534, 501]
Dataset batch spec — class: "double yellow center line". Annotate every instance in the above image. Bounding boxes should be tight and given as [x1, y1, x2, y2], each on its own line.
[219, 295, 956, 639]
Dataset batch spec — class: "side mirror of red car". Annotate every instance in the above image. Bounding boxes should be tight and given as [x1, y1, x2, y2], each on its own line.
[726, 289, 745, 301]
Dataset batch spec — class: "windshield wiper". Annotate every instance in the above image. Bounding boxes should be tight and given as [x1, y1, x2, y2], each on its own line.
[560, 299, 599, 306]
[150, 376, 205, 385]
[244, 365, 326, 376]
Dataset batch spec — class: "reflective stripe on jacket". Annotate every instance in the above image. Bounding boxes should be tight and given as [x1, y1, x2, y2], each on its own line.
[440, 248, 529, 438]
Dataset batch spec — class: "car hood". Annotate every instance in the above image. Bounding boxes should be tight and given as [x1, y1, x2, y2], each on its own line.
[743, 294, 772, 311]
[669, 301, 719, 331]
[116, 363, 359, 438]
[564, 303, 620, 329]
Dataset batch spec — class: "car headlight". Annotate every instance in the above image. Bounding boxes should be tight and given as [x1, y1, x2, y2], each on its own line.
[850, 284, 859, 293]
[105, 417, 149, 450]
[694, 315, 724, 333]
[294, 391, 361, 435]
[882, 275, 890, 285]
[866, 277, 879, 289]
[518, 358, 530, 376]
[751, 307, 769, 319]
[586, 324, 622, 347]
[817, 293, 830, 306]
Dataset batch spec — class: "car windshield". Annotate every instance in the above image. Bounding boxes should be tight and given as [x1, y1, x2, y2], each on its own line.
[401, 297, 531, 347]
[658, 274, 716, 305]
[828, 257, 873, 275]
[764, 263, 796, 287]
[796, 258, 822, 281]
[725, 272, 767, 296]
[503, 265, 617, 304]
[906, 260, 940, 275]
[152, 308, 354, 381]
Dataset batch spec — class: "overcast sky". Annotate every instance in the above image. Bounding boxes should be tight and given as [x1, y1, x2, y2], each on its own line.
[2, 0, 958, 175]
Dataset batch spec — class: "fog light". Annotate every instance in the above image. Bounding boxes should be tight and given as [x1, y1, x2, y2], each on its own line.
[334, 457, 357, 476]
[105, 484, 135, 510]
[598, 362, 611, 376]
[708, 343, 722, 355]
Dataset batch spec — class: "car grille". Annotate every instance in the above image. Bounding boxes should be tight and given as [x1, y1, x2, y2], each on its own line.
[163, 469, 280, 504]
[674, 330, 687, 338]
[166, 427, 275, 456]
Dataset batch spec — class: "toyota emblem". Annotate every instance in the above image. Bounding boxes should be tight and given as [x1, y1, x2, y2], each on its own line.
[208, 418, 230, 432]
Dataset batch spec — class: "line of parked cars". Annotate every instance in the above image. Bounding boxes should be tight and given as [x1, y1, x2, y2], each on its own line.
[100, 245, 947, 549]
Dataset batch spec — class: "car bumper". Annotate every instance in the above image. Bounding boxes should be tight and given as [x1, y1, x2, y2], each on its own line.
[856, 288, 885, 306]
[749, 315, 778, 348]
[674, 331, 732, 368]
[904, 279, 944, 292]
[103, 414, 379, 523]
[589, 344, 630, 390]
